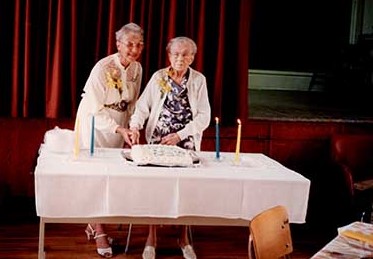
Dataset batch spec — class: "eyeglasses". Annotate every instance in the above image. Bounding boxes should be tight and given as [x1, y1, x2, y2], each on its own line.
[169, 52, 193, 59]
[119, 40, 144, 49]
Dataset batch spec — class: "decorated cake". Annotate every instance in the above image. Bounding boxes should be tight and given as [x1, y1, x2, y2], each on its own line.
[130, 144, 194, 166]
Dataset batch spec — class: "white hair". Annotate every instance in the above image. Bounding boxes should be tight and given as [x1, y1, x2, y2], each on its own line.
[115, 23, 143, 41]
[166, 36, 197, 55]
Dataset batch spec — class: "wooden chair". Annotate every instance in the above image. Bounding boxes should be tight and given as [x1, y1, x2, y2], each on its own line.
[248, 205, 293, 259]
[331, 134, 373, 222]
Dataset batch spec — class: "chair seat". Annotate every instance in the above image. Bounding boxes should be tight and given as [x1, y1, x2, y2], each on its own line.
[354, 179, 373, 191]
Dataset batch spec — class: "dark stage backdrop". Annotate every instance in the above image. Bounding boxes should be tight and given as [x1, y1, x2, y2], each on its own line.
[0, 0, 250, 126]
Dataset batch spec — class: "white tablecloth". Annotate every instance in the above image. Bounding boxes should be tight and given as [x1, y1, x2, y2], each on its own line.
[35, 147, 310, 223]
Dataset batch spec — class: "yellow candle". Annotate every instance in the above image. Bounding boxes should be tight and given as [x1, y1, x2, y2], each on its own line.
[235, 119, 241, 162]
[74, 118, 80, 158]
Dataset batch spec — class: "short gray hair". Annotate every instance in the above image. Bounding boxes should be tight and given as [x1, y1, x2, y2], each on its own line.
[115, 23, 144, 41]
[166, 36, 197, 55]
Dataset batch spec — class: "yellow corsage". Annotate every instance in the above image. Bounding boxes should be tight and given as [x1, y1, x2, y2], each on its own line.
[106, 68, 123, 95]
[158, 70, 173, 98]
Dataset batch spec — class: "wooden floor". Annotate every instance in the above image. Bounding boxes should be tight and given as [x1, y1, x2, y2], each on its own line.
[0, 222, 323, 259]
[0, 198, 326, 259]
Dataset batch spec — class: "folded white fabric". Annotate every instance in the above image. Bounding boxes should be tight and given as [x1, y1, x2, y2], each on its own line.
[339, 221, 373, 245]
[43, 126, 75, 153]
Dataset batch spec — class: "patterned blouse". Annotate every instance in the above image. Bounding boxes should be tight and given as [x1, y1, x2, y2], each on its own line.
[150, 69, 195, 151]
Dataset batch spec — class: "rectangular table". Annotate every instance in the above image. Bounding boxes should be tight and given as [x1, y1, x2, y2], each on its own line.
[311, 221, 373, 258]
[35, 146, 311, 258]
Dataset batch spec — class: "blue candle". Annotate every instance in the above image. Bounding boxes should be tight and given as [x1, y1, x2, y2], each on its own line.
[90, 115, 95, 156]
[215, 117, 220, 159]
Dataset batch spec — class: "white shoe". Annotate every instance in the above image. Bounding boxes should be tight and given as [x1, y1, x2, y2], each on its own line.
[85, 224, 96, 240]
[85, 224, 114, 244]
[142, 245, 155, 259]
[181, 245, 197, 259]
[94, 233, 113, 258]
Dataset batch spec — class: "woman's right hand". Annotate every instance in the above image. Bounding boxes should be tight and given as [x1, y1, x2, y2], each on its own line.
[116, 126, 133, 147]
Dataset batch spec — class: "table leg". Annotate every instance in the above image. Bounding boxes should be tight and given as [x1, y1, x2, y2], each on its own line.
[38, 217, 45, 259]
[125, 223, 132, 254]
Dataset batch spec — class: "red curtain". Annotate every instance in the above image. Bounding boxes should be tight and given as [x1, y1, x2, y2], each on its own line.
[0, 0, 250, 126]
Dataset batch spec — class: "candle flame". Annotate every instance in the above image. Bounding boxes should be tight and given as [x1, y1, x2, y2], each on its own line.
[237, 119, 241, 125]
[215, 117, 219, 123]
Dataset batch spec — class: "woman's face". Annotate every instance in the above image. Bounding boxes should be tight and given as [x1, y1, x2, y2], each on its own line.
[168, 42, 194, 73]
[116, 32, 144, 66]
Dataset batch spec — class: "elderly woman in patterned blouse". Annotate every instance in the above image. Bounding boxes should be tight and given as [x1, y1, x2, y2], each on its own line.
[130, 36, 211, 259]
[75, 22, 144, 258]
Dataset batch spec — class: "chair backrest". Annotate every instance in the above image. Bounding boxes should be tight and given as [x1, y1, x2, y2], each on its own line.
[331, 134, 373, 195]
[248, 205, 293, 259]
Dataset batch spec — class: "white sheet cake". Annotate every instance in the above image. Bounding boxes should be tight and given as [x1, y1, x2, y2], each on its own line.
[130, 144, 193, 166]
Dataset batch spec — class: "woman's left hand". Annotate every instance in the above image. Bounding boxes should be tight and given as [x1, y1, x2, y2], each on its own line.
[160, 133, 181, 145]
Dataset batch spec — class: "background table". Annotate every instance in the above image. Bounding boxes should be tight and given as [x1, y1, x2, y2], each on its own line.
[311, 221, 373, 258]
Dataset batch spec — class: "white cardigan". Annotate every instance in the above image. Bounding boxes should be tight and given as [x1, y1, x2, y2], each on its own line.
[130, 67, 211, 151]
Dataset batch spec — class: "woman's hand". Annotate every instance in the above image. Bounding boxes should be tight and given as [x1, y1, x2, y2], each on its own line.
[116, 126, 133, 147]
[130, 128, 140, 145]
[160, 133, 180, 145]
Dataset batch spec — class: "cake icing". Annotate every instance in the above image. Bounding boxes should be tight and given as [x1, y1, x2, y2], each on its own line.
[130, 144, 193, 166]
